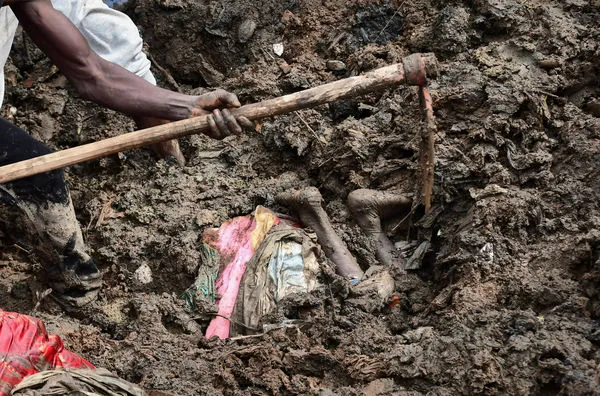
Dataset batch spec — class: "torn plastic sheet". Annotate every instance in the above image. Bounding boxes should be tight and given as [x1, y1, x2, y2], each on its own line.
[231, 223, 321, 335]
[0, 310, 93, 395]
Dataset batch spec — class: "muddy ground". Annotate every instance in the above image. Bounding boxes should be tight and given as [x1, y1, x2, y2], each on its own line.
[1, 0, 599, 394]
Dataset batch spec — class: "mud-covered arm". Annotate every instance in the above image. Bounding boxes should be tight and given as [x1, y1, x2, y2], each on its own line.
[8, 0, 244, 136]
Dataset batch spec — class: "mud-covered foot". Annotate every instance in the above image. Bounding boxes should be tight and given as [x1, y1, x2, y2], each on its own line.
[348, 189, 412, 269]
[47, 246, 102, 307]
[276, 187, 364, 281]
[42, 228, 102, 307]
[8, 196, 103, 307]
[351, 267, 395, 302]
[276, 186, 324, 221]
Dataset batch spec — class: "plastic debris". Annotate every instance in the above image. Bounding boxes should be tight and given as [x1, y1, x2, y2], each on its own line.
[273, 43, 284, 56]
[479, 242, 494, 265]
[0, 310, 94, 395]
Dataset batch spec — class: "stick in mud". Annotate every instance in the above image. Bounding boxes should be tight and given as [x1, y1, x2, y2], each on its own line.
[0, 53, 438, 184]
[415, 86, 436, 214]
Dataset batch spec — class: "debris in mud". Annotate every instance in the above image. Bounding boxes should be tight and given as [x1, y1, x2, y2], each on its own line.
[188, 206, 322, 338]
[0, 309, 145, 395]
[272, 43, 284, 57]
[133, 263, 153, 286]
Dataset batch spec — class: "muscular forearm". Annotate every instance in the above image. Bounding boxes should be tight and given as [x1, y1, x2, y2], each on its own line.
[10, 0, 198, 121]
[76, 59, 197, 120]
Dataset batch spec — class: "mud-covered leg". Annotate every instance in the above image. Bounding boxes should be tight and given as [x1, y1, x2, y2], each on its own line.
[276, 187, 364, 281]
[347, 189, 412, 269]
[0, 119, 101, 306]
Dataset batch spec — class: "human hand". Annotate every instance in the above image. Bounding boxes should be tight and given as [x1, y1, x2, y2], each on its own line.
[136, 117, 186, 166]
[191, 89, 252, 139]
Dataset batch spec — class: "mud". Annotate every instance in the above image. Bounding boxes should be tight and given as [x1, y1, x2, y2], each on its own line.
[1, 0, 599, 394]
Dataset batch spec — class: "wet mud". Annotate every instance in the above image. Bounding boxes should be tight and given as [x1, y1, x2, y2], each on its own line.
[1, 0, 599, 394]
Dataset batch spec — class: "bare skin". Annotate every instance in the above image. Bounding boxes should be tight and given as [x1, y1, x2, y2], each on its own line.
[347, 189, 412, 269]
[136, 93, 255, 164]
[276, 187, 364, 281]
[136, 117, 186, 165]
[7, 0, 249, 137]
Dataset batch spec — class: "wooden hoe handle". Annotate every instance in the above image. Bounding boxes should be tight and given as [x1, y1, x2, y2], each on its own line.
[0, 53, 438, 184]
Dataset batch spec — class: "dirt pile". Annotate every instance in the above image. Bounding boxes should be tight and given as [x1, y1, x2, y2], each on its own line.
[0, 0, 599, 394]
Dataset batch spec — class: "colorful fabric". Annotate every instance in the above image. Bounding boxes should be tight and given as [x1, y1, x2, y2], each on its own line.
[203, 206, 279, 339]
[230, 223, 321, 335]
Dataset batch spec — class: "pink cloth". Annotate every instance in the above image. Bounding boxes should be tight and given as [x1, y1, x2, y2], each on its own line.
[204, 207, 278, 339]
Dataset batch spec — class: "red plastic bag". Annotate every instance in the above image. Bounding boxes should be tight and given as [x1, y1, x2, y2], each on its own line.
[0, 310, 93, 395]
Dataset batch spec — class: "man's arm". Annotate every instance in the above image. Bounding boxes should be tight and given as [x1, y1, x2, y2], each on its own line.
[8, 0, 243, 137]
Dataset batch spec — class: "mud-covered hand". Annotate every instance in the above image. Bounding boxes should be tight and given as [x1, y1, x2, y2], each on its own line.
[191, 89, 252, 139]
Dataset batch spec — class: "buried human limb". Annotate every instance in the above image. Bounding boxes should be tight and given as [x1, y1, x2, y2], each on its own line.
[0, 119, 100, 306]
[276, 187, 364, 282]
[347, 189, 412, 269]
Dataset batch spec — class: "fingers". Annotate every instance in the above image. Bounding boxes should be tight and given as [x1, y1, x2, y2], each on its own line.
[207, 114, 220, 139]
[207, 109, 236, 139]
[206, 110, 250, 139]
[199, 90, 249, 139]
[213, 109, 229, 136]
[237, 116, 254, 129]
[222, 109, 242, 135]
[212, 89, 241, 108]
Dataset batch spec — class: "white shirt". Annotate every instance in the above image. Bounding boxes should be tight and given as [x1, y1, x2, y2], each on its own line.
[0, 0, 155, 107]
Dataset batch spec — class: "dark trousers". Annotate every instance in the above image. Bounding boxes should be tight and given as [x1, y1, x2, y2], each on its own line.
[0, 119, 101, 297]
[0, 118, 69, 206]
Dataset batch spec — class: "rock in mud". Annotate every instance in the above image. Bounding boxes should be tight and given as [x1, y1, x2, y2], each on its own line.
[538, 58, 560, 70]
[238, 19, 257, 43]
[326, 60, 346, 71]
[279, 60, 292, 74]
[431, 6, 472, 56]
[133, 263, 153, 285]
